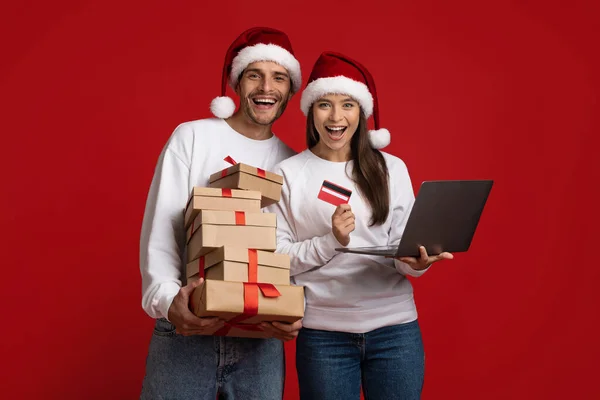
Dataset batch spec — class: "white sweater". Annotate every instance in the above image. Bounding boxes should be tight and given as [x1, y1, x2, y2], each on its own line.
[139, 118, 296, 320]
[268, 149, 428, 333]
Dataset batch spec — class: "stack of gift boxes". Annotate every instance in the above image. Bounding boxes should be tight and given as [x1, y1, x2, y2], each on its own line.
[183, 158, 304, 338]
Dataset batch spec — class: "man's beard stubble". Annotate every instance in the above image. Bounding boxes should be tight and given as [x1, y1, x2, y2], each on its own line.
[244, 91, 290, 126]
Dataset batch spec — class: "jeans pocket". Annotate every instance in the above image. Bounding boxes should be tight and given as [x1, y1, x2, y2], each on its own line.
[153, 318, 177, 337]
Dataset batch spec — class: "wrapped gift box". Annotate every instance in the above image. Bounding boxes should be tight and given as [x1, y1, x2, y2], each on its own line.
[189, 279, 304, 338]
[184, 187, 261, 229]
[186, 210, 277, 261]
[209, 163, 283, 208]
[186, 246, 290, 285]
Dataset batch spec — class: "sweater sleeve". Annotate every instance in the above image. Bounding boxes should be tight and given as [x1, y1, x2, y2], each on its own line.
[387, 158, 430, 278]
[268, 168, 343, 277]
[139, 126, 192, 321]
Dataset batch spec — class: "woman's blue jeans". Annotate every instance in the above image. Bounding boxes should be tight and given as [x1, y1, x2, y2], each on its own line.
[296, 320, 425, 400]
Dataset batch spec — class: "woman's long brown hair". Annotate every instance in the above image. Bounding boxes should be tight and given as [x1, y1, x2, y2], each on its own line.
[307, 108, 390, 225]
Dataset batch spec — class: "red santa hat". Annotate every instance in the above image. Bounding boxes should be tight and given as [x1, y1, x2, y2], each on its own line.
[210, 27, 302, 119]
[300, 51, 390, 149]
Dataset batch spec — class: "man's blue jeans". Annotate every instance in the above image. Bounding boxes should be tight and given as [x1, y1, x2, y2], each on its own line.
[140, 318, 284, 400]
[295, 320, 425, 400]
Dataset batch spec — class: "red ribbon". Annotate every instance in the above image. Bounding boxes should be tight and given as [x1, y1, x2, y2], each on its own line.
[248, 249, 258, 282]
[198, 256, 205, 279]
[224, 156, 237, 165]
[257, 168, 266, 178]
[221, 156, 237, 178]
[214, 249, 281, 336]
[221, 188, 232, 197]
[235, 211, 246, 225]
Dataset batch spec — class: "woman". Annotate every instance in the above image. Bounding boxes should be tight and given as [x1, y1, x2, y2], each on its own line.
[267, 52, 453, 399]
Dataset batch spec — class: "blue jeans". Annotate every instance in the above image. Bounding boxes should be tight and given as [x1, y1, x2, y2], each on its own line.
[140, 318, 285, 400]
[296, 320, 425, 400]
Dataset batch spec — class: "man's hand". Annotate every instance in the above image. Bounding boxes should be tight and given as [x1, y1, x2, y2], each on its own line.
[395, 246, 454, 271]
[260, 319, 303, 341]
[167, 278, 225, 336]
[332, 204, 355, 246]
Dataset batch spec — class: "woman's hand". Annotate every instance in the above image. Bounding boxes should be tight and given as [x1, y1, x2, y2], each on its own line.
[332, 204, 355, 246]
[394, 246, 453, 271]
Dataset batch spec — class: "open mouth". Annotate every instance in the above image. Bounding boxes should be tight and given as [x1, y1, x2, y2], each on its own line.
[251, 97, 277, 110]
[325, 126, 347, 140]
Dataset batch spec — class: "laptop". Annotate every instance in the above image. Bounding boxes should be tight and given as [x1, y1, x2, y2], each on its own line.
[335, 180, 493, 258]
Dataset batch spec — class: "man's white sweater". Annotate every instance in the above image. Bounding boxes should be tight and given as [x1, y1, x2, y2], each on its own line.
[139, 118, 295, 320]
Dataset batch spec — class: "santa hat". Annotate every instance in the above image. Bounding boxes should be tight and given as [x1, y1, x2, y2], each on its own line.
[300, 51, 390, 149]
[210, 27, 302, 119]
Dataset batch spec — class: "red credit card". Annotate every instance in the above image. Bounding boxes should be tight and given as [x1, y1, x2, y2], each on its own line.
[317, 180, 352, 206]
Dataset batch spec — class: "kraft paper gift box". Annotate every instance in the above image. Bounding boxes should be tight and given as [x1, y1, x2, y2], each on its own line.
[209, 163, 284, 208]
[186, 246, 291, 285]
[189, 279, 305, 338]
[183, 187, 261, 229]
[186, 210, 277, 261]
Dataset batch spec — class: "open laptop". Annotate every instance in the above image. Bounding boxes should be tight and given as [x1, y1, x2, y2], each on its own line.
[335, 180, 493, 258]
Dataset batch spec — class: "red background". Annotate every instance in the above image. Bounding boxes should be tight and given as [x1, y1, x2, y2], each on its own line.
[1, 0, 598, 399]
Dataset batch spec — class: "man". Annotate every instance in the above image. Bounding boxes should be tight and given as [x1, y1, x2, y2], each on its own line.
[139, 27, 302, 399]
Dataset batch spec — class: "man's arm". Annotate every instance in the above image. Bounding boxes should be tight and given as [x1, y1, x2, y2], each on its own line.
[139, 143, 189, 320]
[139, 126, 224, 334]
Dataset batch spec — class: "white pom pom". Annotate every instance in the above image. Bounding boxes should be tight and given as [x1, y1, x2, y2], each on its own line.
[210, 96, 236, 119]
[369, 128, 391, 149]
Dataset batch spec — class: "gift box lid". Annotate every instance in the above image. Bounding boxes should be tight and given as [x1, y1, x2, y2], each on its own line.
[186, 246, 290, 278]
[187, 187, 261, 203]
[186, 210, 276, 242]
[209, 163, 283, 185]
